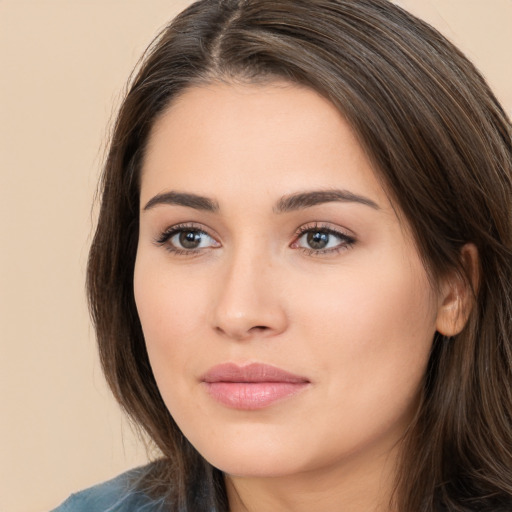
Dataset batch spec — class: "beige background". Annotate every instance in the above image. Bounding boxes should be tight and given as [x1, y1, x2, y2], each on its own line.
[1, 1, 510, 511]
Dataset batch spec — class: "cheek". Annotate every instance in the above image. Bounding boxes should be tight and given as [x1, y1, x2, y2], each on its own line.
[299, 247, 436, 345]
[133, 256, 209, 376]
[294, 254, 437, 411]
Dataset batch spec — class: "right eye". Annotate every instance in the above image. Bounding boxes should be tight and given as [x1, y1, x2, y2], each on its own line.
[155, 225, 220, 254]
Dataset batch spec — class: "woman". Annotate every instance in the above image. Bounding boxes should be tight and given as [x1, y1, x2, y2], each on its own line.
[53, 0, 512, 510]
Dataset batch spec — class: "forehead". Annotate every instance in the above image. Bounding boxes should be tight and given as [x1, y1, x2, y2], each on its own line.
[140, 81, 388, 209]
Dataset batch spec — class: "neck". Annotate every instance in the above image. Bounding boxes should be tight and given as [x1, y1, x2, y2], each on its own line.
[225, 442, 400, 512]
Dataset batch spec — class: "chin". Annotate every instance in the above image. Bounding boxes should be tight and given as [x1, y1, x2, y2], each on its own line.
[207, 454, 304, 479]
[193, 434, 312, 478]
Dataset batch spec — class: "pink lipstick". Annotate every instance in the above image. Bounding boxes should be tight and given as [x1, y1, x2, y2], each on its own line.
[201, 363, 310, 410]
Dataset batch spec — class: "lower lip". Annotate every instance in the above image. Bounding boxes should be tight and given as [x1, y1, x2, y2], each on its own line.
[204, 382, 309, 410]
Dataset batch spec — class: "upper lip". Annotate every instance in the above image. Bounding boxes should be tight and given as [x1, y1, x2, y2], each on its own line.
[202, 363, 310, 383]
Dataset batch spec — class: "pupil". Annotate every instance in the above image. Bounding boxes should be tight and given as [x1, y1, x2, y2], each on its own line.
[179, 231, 201, 249]
[307, 231, 329, 249]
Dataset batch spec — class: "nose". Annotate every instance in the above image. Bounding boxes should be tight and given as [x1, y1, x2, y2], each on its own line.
[211, 249, 288, 341]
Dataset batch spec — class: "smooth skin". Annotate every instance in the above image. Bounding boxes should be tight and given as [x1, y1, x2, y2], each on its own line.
[134, 82, 473, 512]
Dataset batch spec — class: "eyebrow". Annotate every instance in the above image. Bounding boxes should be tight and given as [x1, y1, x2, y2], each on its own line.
[143, 188, 379, 213]
[274, 189, 380, 213]
[143, 191, 220, 212]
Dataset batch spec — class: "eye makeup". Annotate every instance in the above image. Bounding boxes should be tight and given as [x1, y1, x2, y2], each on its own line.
[153, 220, 356, 258]
[154, 222, 220, 256]
[291, 222, 356, 256]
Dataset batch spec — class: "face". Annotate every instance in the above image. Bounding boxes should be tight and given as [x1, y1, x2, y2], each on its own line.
[134, 82, 444, 480]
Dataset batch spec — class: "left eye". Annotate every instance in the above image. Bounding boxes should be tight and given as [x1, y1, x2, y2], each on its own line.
[295, 229, 353, 251]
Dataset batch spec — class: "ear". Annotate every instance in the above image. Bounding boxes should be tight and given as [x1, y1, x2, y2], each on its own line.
[435, 243, 479, 337]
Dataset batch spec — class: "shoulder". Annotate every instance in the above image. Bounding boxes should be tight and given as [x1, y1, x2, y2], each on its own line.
[51, 464, 166, 512]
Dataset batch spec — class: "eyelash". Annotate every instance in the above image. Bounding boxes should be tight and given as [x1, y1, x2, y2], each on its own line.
[154, 222, 356, 256]
[154, 223, 217, 256]
[292, 223, 356, 256]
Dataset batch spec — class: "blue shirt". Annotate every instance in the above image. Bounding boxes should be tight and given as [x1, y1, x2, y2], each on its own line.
[51, 466, 167, 512]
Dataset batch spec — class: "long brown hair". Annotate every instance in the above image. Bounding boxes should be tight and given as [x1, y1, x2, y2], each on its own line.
[87, 1, 512, 510]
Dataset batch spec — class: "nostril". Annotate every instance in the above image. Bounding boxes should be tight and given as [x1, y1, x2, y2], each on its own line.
[211, 295, 288, 339]
[251, 326, 269, 332]
[215, 324, 270, 339]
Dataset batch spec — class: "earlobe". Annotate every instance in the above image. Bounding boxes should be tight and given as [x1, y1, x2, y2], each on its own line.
[435, 243, 479, 337]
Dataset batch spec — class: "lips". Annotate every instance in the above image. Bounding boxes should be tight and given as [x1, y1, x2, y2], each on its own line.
[201, 363, 310, 410]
